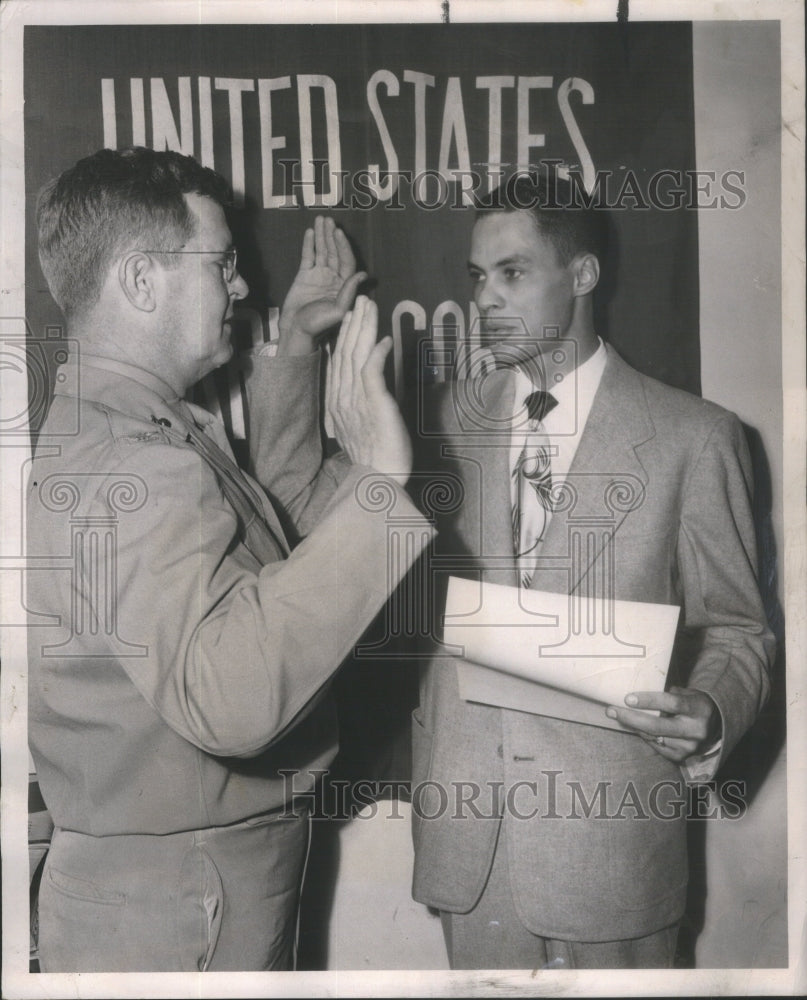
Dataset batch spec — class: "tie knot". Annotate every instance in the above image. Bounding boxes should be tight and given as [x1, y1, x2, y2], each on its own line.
[525, 390, 557, 423]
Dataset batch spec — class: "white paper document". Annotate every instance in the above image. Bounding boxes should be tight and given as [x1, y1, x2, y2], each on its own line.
[444, 577, 680, 731]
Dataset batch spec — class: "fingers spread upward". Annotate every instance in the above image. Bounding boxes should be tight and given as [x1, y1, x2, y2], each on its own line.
[299, 226, 315, 269]
[333, 226, 357, 279]
[325, 296, 411, 482]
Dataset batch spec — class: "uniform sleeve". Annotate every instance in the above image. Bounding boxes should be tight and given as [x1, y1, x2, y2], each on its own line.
[676, 411, 775, 775]
[239, 349, 349, 536]
[98, 442, 434, 758]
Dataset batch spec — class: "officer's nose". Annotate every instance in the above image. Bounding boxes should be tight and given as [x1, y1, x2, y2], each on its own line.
[229, 271, 249, 301]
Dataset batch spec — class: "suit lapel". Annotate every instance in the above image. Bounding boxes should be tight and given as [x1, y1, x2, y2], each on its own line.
[532, 346, 656, 595]
[441, 348, 657, 596]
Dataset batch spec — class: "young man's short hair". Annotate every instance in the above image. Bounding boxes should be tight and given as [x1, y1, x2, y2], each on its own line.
[475, 168, 610, 267]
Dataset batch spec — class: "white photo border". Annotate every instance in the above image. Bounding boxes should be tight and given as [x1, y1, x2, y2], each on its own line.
[1, 1, 804, 997]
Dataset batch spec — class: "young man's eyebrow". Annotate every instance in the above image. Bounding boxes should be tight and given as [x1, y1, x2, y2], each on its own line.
[467, 254, 531, 270]
[495, 254, 532, 267]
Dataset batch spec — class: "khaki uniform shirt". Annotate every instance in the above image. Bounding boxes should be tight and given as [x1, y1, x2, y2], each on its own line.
[28, 349, 431, 835]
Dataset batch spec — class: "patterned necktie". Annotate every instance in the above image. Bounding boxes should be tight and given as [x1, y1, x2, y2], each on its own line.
[512, 390, 558, 588]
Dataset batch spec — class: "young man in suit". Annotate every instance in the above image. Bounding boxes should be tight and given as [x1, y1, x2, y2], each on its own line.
[409, 171, 774, 968]
[27, 147, 424, 971]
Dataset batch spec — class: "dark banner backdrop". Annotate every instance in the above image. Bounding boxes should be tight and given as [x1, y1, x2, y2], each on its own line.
[25, 22, 700, 424]
[23, 18, 704, 834]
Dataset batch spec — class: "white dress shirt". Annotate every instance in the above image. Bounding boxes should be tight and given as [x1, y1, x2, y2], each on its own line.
[509, 338, 608, 528]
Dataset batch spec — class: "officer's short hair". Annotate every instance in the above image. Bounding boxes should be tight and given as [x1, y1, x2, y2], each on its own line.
[37, 147, 232, 319]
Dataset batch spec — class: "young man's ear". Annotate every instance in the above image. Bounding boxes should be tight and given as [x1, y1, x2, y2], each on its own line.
[118, 252, 159, 313]
[571, 252, 600, 297]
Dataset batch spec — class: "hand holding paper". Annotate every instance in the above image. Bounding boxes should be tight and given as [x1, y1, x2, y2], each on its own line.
[443, 576, 681, 733]
[606, 686, 721, 761]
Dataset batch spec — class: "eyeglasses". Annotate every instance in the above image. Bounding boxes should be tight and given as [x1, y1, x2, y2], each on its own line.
[137, 248, 239, 283]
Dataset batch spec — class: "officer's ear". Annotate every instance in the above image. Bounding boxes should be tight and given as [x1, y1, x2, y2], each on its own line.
[118, 252, 159, 313]
[570, 251, 600, 298]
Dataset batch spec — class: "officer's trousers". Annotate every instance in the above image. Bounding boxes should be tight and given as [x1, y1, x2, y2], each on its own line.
[38, 809, 310, 972]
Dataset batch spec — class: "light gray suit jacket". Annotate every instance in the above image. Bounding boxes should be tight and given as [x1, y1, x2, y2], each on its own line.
[410, 345, 773, 941]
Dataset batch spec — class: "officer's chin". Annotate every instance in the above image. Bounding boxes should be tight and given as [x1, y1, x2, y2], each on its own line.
[201, 341, 234, 382]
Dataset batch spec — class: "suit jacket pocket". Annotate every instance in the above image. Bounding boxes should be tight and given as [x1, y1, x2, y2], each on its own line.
[604, 746, 688, 913]
[411, 708, 433, 787]
[410, 709, 434, 848]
